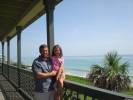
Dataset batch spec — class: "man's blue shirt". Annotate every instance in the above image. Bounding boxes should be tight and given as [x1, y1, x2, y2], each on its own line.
[32, 56, 55, 93]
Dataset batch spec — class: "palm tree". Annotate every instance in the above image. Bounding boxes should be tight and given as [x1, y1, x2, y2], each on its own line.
[87, 51, 131, 91]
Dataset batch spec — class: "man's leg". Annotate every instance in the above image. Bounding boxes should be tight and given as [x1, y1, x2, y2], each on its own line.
[34, 92, 49, 100]
[49, 91, 55, 100]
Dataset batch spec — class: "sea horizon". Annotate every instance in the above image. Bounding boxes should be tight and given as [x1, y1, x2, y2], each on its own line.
[9, 55, 133, 78]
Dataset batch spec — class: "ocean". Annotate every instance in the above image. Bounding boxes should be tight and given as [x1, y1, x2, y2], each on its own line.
[64, 56, 133, 78]
[20, 55, 133, 79]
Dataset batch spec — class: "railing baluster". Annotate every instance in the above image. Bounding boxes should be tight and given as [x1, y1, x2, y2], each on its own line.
[92, 97, 95, 100]
[76, 92, 81, 100]
[84, 95, 87, 100]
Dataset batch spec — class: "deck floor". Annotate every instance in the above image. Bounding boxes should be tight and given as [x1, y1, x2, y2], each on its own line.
[0, 88, 5, 100]
[0, 74, 24, 100]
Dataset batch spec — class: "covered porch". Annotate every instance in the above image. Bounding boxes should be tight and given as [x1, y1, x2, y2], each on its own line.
[0, 0, 133, 100]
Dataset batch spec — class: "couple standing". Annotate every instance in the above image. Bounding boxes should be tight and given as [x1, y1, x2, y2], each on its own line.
[32, 44, 65, 100]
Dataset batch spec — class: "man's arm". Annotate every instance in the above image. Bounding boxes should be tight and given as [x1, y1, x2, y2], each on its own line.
[36, 71, 57, 79]
[32, 60, 57, 79]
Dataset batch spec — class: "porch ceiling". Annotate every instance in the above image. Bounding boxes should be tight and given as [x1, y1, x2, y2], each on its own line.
[0, 0, 61, 42]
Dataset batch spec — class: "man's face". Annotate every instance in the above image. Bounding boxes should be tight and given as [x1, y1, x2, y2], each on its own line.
[40, 47, 49, 58]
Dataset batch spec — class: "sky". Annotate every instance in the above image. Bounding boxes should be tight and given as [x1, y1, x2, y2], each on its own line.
[1, 0, 133, 59]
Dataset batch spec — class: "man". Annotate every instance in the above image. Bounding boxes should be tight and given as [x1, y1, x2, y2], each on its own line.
[32, 44, 56, 100]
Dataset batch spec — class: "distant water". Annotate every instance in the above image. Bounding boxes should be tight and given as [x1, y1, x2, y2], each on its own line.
[64, 56, 133, 78]
[14, 55, 133, 79]
[64, 56, 103, 77]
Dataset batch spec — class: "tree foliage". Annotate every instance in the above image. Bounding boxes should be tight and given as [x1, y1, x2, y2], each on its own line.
[87, 51, 131, 91]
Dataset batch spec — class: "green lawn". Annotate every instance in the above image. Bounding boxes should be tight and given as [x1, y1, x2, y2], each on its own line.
[65, 75, 133, 96]
[121, 88, 133, 96]
[65, 75, 90, 85]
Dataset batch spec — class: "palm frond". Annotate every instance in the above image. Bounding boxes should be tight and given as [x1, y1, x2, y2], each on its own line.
[119, 61, 129, 74]
[87, 51, 131, 91]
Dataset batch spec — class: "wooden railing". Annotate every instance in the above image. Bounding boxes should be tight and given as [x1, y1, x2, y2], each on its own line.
[0, 63, 133, 100]
[64, 80, 133, 100]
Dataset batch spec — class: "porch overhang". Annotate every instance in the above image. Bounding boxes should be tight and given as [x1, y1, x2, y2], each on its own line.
[0, 0, 62, 42]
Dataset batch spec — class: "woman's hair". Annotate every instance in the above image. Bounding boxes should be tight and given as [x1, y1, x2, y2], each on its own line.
[39, 44, 48, 53]
[52, 44, 63, 57]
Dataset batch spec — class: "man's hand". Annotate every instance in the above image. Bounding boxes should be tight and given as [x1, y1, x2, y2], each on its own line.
[51, 71, 57, 76]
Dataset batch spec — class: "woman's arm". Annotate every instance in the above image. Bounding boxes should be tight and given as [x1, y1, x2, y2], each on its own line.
[56, 65, 64, 80]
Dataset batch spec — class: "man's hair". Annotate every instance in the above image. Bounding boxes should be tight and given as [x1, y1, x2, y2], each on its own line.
[39, 44, 48, 53]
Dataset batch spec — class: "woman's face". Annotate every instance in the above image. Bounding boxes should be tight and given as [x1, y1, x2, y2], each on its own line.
[54, 47, 60, 57]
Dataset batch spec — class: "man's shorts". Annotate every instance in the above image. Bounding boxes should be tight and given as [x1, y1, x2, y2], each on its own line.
[34, 91, 54, 100]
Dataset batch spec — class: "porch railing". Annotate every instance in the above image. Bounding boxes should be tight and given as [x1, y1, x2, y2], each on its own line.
[0, 63, 133, 100]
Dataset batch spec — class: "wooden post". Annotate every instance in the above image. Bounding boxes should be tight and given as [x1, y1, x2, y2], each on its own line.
[16, 26, 22, 88]
[1, 41, 4, 74]
[43, 0, 55, 55]
[7, 37, 10, 78]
